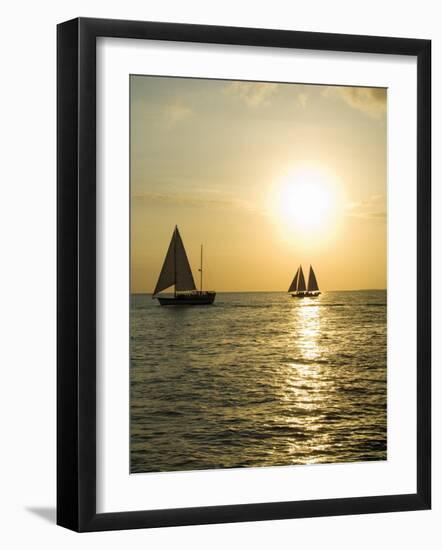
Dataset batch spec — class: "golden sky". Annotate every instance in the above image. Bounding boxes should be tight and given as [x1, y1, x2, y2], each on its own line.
[131, 75, 386, 293]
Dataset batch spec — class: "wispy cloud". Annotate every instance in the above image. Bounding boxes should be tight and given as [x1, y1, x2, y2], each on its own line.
[323, 86, 386, 119]
[163, 102, 193, 127]
[346, 194, 386, 220]
[133, 191, 255, 211]
[224, 81, 279, 107]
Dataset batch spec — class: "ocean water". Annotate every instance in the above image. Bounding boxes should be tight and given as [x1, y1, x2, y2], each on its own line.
[130, 291, 387, 473]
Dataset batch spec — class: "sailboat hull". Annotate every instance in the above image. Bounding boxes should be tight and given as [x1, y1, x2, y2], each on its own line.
[157, 291, 216, 306]
[291, 292, 321, 298]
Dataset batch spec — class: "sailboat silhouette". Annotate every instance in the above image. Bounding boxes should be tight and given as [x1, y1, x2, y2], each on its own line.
[288, 265, 320, 297]
[152, 226, 216, 306]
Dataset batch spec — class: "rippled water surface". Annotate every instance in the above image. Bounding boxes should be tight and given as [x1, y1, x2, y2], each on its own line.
[130, 291, 387, 473]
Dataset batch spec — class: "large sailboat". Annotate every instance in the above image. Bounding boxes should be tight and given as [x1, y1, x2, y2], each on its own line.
[288, 265, 321, 298]
[152, 226, 216, 306]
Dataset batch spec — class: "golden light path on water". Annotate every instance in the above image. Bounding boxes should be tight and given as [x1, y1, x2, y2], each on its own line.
[131, 291, 387, 473]
[279, 301, 335, 462]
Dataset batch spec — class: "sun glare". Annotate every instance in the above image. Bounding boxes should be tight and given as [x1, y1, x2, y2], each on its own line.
[272, 166, 339, 239]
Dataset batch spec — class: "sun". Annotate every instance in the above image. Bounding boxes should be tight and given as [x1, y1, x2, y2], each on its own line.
[272, 166, 339, 238]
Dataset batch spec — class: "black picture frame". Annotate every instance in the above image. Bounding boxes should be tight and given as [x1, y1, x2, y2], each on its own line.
[57, 17, 431, 532]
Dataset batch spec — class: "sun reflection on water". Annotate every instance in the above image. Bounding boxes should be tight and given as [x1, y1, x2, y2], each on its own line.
[279, 299, 338, 460]
[281, 299, 325, 406]
[293, 300, 322, 362]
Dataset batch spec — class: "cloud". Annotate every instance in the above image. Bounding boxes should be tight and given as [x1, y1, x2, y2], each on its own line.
[133, 191, 255, 211]
[323, 86, 386, 119]
[163, 102, 193, 127]
[225, 81, 278, 107]
[346, 194, 386, 220]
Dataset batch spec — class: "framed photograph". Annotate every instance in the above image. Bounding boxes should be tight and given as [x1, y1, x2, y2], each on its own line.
[57, 17, 431, 532]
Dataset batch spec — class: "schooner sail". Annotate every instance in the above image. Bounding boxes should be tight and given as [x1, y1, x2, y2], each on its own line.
[307, 265, 320, 294]
[153, 226, 216, 306]
[288, 268, 299, 293]
[298, 266, 306, 293]
[288, 264, 320, 297]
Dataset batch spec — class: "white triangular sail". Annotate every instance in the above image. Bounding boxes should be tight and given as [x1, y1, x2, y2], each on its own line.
[153, 227, 196, 295]
[307, 265, 319, 292]
[297, 266, 306, 292]
[288, 267, 299, 292]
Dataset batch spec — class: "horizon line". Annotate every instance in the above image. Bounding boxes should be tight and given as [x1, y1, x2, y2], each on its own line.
[131, 288, 387, 295]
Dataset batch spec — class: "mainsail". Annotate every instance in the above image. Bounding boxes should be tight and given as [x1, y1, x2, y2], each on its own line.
[288, 267, 299, 292]
[153, 227, 196, 295]
[307, 265, 319, 292]
[297, 266, 306, 292]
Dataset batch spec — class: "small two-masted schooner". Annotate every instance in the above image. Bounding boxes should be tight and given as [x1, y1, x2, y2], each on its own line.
[288, 265, 320, 298]
[152, 226, 216, 306]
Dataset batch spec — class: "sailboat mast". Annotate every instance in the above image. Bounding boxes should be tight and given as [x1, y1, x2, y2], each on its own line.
[174, 226, 177, 298]
[200, 244, 203, 292]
